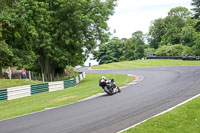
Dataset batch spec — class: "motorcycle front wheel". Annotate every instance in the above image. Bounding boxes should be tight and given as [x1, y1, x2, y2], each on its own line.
[104, 86, 113, 95]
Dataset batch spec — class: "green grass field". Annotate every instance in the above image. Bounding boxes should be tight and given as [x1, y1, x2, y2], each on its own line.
[124, 96, 200, 133]
[0, 74, 133, 120]
[92, 59, 200, 69]
[0, 79, 43, 89]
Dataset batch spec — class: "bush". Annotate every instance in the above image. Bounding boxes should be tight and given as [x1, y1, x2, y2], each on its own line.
[155, 44, 193, 56]
[65, 66, 76, 79]
[144, 48, 156, 57]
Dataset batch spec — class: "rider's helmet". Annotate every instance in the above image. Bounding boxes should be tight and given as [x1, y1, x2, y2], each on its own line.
[102, 76, 106, 79]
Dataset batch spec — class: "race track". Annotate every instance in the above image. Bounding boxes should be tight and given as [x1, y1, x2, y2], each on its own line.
[1, 66, 200, 133]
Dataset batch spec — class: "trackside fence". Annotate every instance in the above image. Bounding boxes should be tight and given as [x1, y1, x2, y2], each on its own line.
[0, 89, 7, 101]
[147, 56, 200, 60]
[0, 72, 86, 102]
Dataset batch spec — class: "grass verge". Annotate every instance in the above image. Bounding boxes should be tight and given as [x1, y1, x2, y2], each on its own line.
[0, 79, 43, 89]
[123, 96, 200, 133]
[92, 59, 200, 69]
[0, 74, 133, 120]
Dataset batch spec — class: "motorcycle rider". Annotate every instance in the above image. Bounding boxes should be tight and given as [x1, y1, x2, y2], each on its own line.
[99, 76, 121, 93]
[99, 76, 107, 88]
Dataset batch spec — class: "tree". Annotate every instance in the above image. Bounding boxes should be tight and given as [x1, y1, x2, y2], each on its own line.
[192, 0, 200, 31]
[93, 37, 125, 64]
[132, 31, 145, 59]
[161, 7, 192, 45]
[181, 26, 197, 47]
[148, 6, 197, 49]
[191, 0, 200, 55]
[122, 38, 135, 61]
[0, 41, 13, 78]
[0, 0, 19, 13]
[0, 0, 20, 78]
[148, 18, 165, 49]
[1, 0, 117, 81]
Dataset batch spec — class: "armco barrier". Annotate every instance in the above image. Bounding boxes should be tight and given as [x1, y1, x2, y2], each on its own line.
[76, 77, 80, 84]
[0, 72, 86, 101]
[147, 56, 183, 60]
[7, 85, 31, 100]
[64, 78, 76, 88]
[0, 89, 7, 101]
[49, 81, 64, 92]
[31, 83, 49, 95]
[147, 56, 200, 60]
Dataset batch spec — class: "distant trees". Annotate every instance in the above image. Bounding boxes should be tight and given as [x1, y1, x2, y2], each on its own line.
[148, 18, 165, 49]
[132, 31, 145, 59]
[192, 0, 200, 31]
[148, 7, 195, 48]
[148, 6, 200, 56]
[94, 4, 200, 65]
[93, 37, 125, 64]
[191, 0, 200, 55]
[93, 31, 145, 64]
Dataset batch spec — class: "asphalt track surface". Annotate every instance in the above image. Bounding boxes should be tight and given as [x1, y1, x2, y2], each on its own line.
[1, 66, 200, 133]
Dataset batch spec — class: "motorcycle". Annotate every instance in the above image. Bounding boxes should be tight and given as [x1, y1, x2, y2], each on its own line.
[99, 79, 121, 95]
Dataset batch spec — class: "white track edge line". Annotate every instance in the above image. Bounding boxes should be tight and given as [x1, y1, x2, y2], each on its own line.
[117, 93, 200, 133]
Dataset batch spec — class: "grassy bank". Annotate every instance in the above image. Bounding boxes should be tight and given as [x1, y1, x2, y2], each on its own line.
[92, 59, 200, 69]
[0, 74, 133, 120]
[124, 96, 200, 133]
[0, 79, 43, 89]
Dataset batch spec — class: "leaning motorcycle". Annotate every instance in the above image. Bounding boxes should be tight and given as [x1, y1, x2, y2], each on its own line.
[99, 79, 121, 95]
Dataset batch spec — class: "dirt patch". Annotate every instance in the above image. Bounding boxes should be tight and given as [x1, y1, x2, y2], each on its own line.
[51, 96, 77, 102]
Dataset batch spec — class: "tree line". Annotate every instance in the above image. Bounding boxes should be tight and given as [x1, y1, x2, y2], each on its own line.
[94, 0, 200, 65]
[0, 0, 117, 81]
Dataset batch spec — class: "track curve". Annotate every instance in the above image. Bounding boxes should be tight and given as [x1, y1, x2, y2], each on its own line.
[1, 66, 200, 133]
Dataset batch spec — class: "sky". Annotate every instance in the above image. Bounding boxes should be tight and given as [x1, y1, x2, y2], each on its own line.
[108, 0, 193, 39]
[84, 0, 193, 66]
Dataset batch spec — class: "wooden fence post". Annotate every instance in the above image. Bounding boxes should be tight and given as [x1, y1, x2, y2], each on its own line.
[29, 71, 31, 80]
[42, 73, 44, 82]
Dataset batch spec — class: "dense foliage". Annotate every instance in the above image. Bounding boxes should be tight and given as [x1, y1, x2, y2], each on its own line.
[93, 31, 145, 64]
[0, 0, 117, 81]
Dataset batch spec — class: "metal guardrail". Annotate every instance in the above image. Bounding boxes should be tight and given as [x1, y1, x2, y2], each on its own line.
[0, 89, 7, 101]
[64, 79, 76, 88]
[147, 56, 200, 60]
[7, 85, 31, 100]
[0, 72, 86, 102]
[31, 83, 49, 95]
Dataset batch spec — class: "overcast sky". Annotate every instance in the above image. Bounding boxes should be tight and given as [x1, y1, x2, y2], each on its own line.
[108, 0, 193, 39]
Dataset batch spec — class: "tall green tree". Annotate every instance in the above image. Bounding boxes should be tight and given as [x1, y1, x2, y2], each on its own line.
[132, 31, 145, 59]
[0, 0, 19, 78]
[0, 40, 13, 78]
[122, 38, 135, 61]
[148, 6, 196, 50]
[93, 37, 125, 64]
[161, 7, 191, 45]
[148, 18, 165, 49]
[1, 0, 117, 81]
[181, 26, 197, 47]
[192, 0, 200, 31]
[191, 0, 200, 55]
